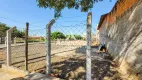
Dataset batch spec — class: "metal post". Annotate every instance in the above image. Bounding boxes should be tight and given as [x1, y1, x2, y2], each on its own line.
[46, 19, 55, 75]
[86, 12, 92, 80]
[25, 22, 29, 71]
[6, 26, 16, 66]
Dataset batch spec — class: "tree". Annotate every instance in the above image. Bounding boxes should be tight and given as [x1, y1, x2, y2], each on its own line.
[51, 31, 66, 40]
[36, 0, 104, 18]
[0, 22, 25, 38]
[12, 29, 25, 38]
[66, 34, 83, 40]
[74, 35, 83, 40]
[0, 23, 10, 37]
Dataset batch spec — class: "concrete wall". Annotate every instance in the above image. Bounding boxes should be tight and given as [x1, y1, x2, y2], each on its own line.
[99, 22, 108, 44]
[99, 3, 142, 78]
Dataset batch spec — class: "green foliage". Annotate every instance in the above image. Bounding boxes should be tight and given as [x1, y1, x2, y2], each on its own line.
[12, 29, 25, 38]
[66, 34, 83, 40]
[74, 35, 83, 40]
[36, 0, 103, 18]
[51, 31, 66, 40]
[51, 31, 84, 40]
[65, 35, 71, 39]
[41, 37, 46, 42]
[28, 37, 45, 43]
[0, 23, 10, 37]
[0, 22, 25, 38]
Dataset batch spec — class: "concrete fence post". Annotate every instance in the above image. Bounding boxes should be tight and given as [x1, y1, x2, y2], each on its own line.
[86, 12, 92, 80]
[14, 37, 16, 46]
[5, 37, 7, 46]
[46, 19, 55, 75]
[6, 26, 16, 66]
[0, 37, 1, 44]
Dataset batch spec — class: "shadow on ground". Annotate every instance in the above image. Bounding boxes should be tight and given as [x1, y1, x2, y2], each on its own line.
[11, 45, 122, 80]
[11, 77, 25, 80]
[49, 55, 121, 80]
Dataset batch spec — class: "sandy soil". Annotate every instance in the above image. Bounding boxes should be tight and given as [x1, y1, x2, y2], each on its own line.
[0, 42, 122, 79]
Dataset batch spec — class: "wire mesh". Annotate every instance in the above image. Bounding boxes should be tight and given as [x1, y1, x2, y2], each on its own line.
[50, 22, 87, 79]
[28, 28, 46, 72]
[10, 32, 26, 70]
[0, 36, 6, 65]
[1, 20, 100, 79]
[9, 27, 46, 72]
[0, 46, 6, 65]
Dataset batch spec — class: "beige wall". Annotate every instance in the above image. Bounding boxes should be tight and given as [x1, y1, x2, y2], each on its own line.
[99, 2, 142, 78]
[99, 21, 108, 45]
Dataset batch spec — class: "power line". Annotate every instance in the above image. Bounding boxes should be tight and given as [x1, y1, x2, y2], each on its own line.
[0, 16, 47, 28]
[61, 15, 87, 19]
[0, 16, 87, 30]
[0, 16, 25, 24]
[29, 27, 46, 31]
[31, 15, 86, 24]
[55, 21, 86, 28]
[56, 20, 86, 23]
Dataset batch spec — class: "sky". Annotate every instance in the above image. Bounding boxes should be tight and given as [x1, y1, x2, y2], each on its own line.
[0, 0, 117, 36]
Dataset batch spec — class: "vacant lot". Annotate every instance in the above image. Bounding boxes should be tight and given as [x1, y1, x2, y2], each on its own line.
[0, 41, 85, 71]
[0, 41, 122, 79]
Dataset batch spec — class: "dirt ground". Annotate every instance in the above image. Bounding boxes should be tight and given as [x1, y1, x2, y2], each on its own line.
[49, 54, 122, 80]
[0, 43, 84, 72]
[0, 43, 123, 79]
[0, 49, 5, 64]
